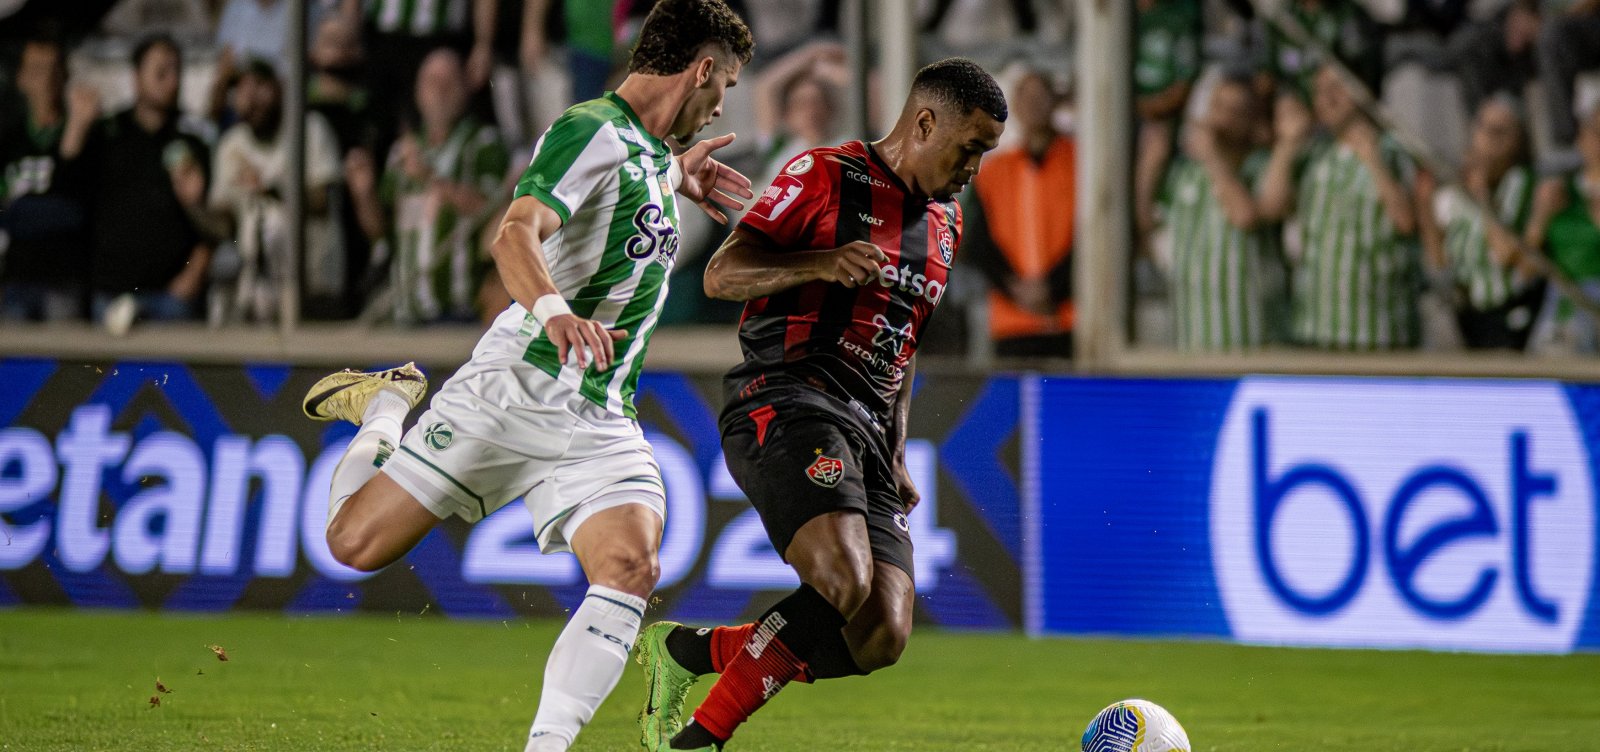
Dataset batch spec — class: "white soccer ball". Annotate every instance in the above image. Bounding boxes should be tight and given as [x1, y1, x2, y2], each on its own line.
[1080, 699, 1190, 752]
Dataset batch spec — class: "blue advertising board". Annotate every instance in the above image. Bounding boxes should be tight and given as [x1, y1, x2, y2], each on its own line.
[0, 359, 1025, 629]
[1031, 376, 1600, 653]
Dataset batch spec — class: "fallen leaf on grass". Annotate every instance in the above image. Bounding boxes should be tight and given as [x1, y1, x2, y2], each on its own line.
[148, 696, 161, 708]
[209, 644, 229, 661]
[155, 680, 172, 694]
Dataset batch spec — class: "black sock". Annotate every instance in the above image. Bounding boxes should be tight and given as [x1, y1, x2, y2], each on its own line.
[805, 626, 865, 679]
[671, 720, 722, 749]
[664, 625, 717, 676]
[758, 583, 848, 658]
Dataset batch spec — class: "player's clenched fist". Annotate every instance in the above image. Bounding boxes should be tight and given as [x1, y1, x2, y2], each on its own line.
[815, 240, 888, 287]
[545, 314, 626, 371]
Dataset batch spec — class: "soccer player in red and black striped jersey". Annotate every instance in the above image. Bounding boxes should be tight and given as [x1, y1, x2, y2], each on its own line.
[634, 58, 1007, 751]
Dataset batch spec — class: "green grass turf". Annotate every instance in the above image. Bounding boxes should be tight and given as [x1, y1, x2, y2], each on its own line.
[2, 608, 1599, 751]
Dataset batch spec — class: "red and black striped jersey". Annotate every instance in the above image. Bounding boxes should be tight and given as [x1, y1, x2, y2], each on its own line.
[726, 140, 962, 423]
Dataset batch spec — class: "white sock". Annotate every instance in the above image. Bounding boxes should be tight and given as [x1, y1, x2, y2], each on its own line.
[525, 585, 647, 751]
[326, 389, 409, 528]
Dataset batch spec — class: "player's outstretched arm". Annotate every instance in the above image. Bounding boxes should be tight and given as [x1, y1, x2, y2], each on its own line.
[703, 228, 889, 301]
[491, 195, 625, 371]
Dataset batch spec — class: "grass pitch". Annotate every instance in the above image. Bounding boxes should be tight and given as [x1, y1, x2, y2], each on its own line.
[2, 608, 1598, 751]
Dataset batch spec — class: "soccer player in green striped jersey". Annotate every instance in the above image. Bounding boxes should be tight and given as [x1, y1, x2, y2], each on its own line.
[1260, 64, 1423, 351]
[1418, 95, 1540, 350]
[1160, 74, 1285, 351]
[301, 3, 755, 751]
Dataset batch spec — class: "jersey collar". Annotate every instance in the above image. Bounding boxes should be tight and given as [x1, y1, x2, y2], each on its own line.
[864, 141, 917, 199]
[604, 91, 668, 155]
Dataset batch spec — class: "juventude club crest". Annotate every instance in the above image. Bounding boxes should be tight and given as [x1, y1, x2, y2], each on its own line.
[423, 422, 454, 452]
[805, 451, 844, 488]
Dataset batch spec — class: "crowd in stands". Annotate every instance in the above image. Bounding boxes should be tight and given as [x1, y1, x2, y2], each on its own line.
[1129, 0, 1600, 356]
[2, 0, 1597, 360]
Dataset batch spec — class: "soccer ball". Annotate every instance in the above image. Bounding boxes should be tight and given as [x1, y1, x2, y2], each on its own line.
[1080, 699, 1190, 752]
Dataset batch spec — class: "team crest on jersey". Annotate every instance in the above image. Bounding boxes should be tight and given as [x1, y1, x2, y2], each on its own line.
[625, 202, 680, 265]
[936, 225, 954, 265]
[423, 422, 454, 452]
[623, 162, 644, 181]
[805, 451, 845, 488]
[785, 154, 814, 175]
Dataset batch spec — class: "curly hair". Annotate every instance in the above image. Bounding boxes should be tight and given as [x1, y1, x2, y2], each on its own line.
[912, 58, 1008, 123]
[628, 0, 754, 76]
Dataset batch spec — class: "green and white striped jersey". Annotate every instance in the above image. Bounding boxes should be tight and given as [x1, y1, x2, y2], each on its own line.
[366, 0, 469, 37]
[1292, 136, 1421, 350]
[514, 92, 682, 419]
[1435, 165, 1533, 311]
[1160, 151, 1283, 351]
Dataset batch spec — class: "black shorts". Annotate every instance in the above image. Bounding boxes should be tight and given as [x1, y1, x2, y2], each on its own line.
[719, 381, 914, 581]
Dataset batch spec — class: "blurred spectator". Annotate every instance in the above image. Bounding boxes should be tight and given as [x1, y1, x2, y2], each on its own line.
[207, 0, 294, 122]
[1259, 0, 1384, 100]
[499, 0, 616, 146]
[347, 48, 508, 324]
[964, 69, 1075, 357]
[1133, 0, 1201, 246]
[1536, 0, 1600, 170]
[1525, 100, 1600, 354]
[0, 35, 89, 321]
[1160, 74, 1285, 351]
[342, 0, 498, 157]
[209, 60, 343, 322]
[752, 41, 845, 182]
[1446, 0, 1541, 117]
[1417, 94, 1542, 350]
[62, 34, 215, 330]
[1260, 64, 1422, 350]
[99, 0, 211, 47]
[308, 12, 375, 153]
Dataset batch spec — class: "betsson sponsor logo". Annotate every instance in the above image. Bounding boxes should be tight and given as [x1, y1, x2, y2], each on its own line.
[1208, 378, 1595, 653]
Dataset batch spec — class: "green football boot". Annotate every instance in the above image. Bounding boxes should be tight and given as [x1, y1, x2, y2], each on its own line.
[636, 621, 702, 751]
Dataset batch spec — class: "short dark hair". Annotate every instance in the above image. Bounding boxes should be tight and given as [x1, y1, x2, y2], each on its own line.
[628, 0, 754, 76]
[912, 58, 1007, 123]
[132, 34, 181, 71]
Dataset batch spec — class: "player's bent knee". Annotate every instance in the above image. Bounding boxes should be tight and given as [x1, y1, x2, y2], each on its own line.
[804, 560, 873, 618]
[588, 545, 660, 597]
[325, 518, 392, 572]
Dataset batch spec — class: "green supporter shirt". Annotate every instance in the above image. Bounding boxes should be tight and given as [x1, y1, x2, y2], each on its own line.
[382, 116, 509, 323]
[1160, 150, 1284, 351]
[1135, 0, 1202, 98]
[1546, 176, 1600, 283]
[1292, 135, 1422, 350]
[564, 0, 613, 58]
[1436, 165, 1534, 311]
[513, 92, 683, 419]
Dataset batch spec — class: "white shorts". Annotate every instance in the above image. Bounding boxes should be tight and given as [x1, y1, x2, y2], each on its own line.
[383, 348, 665, 555]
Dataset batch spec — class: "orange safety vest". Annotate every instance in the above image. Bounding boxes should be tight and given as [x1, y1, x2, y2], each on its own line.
[972, 136, 1076, 340]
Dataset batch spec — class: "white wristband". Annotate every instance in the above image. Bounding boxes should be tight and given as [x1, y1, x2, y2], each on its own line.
[667, 155, 683, 192]
[531, 293, 572, 326]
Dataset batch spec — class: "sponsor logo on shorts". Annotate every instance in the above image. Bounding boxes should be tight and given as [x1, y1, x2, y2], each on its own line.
[423, 422, 454, 452]
[893, 512, 910, 533]
[806, 452, 845, 488]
